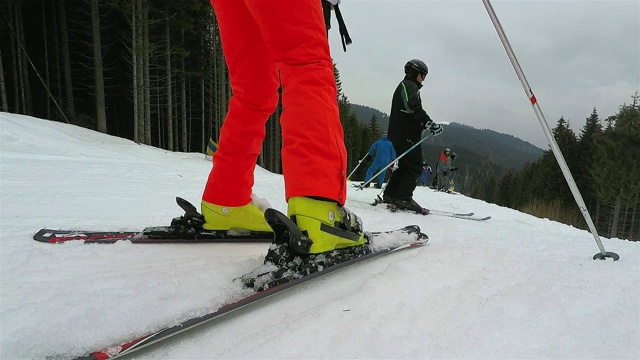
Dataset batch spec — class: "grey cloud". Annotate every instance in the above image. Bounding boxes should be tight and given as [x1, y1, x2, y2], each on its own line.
[330, 0, 639, 148]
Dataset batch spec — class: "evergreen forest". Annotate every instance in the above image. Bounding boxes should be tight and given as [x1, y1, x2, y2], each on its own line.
[0, 0, 380, 174]
[471, 99, 640, 241]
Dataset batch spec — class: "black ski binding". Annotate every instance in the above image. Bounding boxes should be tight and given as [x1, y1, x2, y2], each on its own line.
[264, 208, 313, 254]
[170, 197, 205, 232]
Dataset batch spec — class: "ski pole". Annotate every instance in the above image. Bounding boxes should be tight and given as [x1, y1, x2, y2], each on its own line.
[347, 154, 368, 181]
[355, 133, 432, 190]
[482, 0, 618, 261]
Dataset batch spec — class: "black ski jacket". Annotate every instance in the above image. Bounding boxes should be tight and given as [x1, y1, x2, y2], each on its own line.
[386, 75, 432, 147]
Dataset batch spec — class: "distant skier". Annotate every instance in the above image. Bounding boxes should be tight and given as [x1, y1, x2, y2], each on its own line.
[361, 132, 396, 189]
[382, 59, 442, 212]
[418, 162, 431, 186]
[436, 148, 451, 191]
[447, 152, 458, 192]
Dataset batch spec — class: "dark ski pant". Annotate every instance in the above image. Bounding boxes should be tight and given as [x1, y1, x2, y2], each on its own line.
[383, 143, 422, 200]
[437, 171, 448, 190]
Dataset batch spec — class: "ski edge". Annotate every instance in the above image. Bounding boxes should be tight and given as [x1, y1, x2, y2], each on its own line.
[33, 229, 140, 243]
[33, 228, 274, 244]
[370, 196, 489, 221]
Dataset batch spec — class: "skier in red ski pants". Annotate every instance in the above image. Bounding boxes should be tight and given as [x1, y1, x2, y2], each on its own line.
[202, 0, 366, 255]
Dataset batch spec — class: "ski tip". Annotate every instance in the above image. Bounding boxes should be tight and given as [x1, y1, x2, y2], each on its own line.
[33, 229, 53, 242]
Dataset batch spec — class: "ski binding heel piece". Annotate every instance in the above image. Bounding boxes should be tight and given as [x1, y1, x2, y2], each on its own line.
[264, 208, 312, 255]
[172, 197, 205, 230]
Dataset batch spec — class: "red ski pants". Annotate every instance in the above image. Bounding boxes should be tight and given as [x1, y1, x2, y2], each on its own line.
[202, 0, 347, 206]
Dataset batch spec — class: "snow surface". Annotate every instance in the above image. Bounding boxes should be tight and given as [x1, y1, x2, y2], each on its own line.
[0, 112, 638, 360]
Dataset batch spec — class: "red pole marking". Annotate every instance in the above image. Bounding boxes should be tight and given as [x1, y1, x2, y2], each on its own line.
[529, 94, 537, 105]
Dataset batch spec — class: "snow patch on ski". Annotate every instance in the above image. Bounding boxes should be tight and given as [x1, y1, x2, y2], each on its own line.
[368, 228, 422, 252]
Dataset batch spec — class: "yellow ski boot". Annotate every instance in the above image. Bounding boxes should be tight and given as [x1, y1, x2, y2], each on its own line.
[201, 200, 272, 232]
[287, 196, 367, 254]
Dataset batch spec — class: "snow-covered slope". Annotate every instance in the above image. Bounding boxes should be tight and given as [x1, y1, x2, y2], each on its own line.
[1, 112, 638, 359]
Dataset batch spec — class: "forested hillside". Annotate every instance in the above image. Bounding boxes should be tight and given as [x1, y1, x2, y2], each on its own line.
[420, 122, 543, 192]
[1, 0, 380, 175]
[350, 104, 389, 130]
[347, 115, 544, 193]
[471, 101, 640, 241]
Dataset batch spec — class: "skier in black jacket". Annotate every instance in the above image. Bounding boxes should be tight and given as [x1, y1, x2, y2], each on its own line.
[383, 59, 442, 212]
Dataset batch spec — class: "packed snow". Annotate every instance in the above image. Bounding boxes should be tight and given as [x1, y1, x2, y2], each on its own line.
[0, 112, 638, 360]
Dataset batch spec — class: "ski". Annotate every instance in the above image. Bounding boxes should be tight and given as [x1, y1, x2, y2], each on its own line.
[428, 209, 474, 217]
[370, 196, 490, 221]
[351, 183, 382, 189]
[386, 203, 491, 221]
[68, 208, 428, 360]
[33, 227, 273, 244]
[33, 197, 273, 244]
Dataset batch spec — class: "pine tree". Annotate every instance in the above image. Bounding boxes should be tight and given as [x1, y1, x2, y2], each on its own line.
[591, 94, 640, 238]
[551, 116, 580, 206]
[577, 108, 603, 208]
[367, 114, 381, 147]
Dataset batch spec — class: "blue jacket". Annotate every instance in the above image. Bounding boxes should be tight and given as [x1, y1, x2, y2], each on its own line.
[368, 135, 396, 164]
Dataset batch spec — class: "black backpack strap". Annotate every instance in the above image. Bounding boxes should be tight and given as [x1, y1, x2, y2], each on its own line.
[333, 5, 352, 52]
[322, 0, 332, 33]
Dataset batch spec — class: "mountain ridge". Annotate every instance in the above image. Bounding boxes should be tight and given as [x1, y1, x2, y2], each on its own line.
[349, 103, 545, 192]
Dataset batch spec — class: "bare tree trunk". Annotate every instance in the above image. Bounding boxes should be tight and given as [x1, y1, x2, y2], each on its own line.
[136, 0, 145, 142]
[138, 0, 145, 142]
[58, 0, 75, 120]
[10, 3, 19, 112]
[131, 0, 139, 142]
[90, 0, 107, 133]
[53, 0, 62, 117]
[42, 1, 50, 118]
[180, 29, 187, 151]
[187, 80, 192, 152]
[630, 192, 639, 240]
[201, 77, 205, 153]
[165, 16, 173, 151]
[143, 0, 151, 145]
[16, 0, 32, 115]
[610, 196, 622, 238]
[0, 47, 8, 112]
[155, 69, 162, 147]
[623, 195, 637, 241]
[13, 4, 25, 113]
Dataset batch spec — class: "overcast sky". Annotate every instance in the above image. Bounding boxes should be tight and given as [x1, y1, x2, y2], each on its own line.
[328, 0, 639, 148]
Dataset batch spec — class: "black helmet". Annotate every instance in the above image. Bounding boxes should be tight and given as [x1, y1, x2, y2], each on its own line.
[404, 59, 429, 78]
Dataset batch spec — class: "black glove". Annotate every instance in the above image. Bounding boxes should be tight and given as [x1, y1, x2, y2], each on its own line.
[429, 123, 443, 136]
[451, 167, 458, 171]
